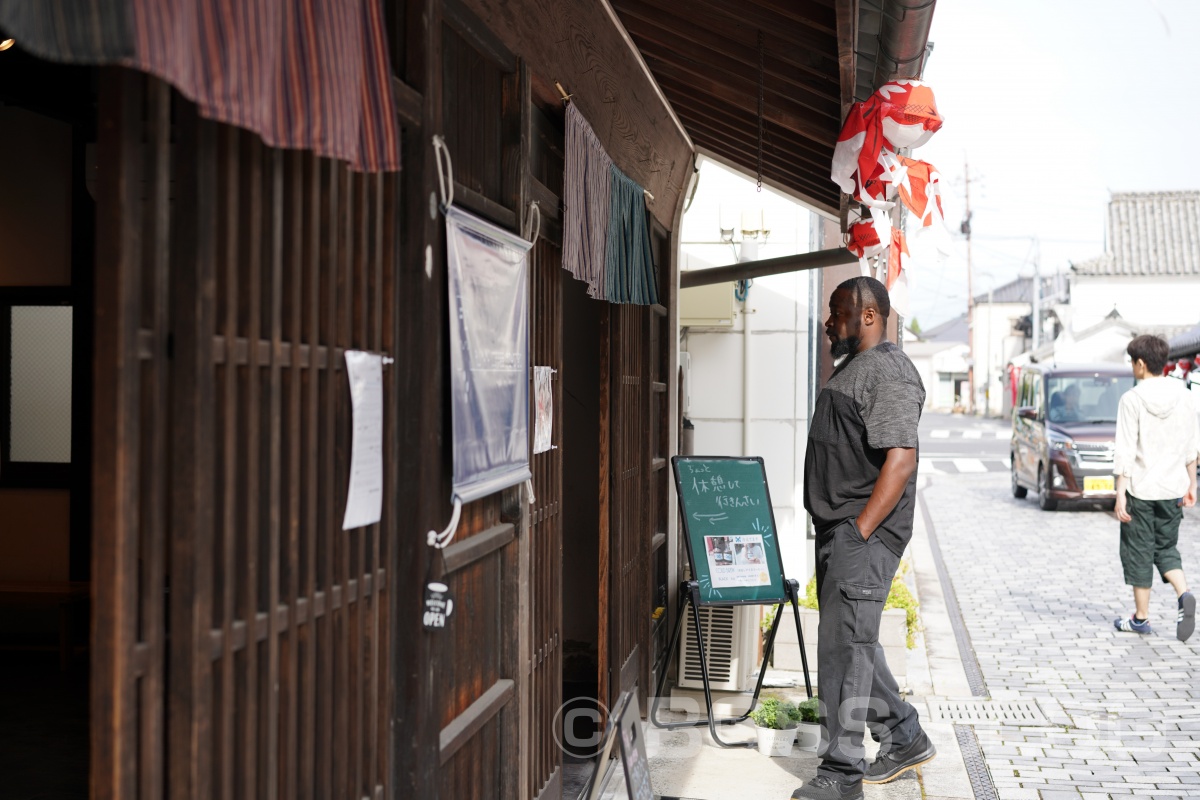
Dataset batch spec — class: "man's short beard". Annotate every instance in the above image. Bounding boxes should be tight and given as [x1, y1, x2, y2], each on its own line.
[830, 336, 860, 359]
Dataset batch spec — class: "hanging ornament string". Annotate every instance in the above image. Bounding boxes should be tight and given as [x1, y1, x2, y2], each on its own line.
[756, 30, 764, 193]
[829, 79, 946, 318]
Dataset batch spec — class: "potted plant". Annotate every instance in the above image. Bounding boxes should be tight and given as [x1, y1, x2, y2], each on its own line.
[748, 697, 797, 757]
[775, 565, 921, 685]
[791, 697, 821, 752]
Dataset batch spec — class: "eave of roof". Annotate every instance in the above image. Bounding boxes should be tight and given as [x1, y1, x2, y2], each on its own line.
[610, 0, 935, 218]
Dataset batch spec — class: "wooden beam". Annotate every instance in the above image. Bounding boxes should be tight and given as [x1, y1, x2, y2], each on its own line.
[613, 0, 840, 95]
[441, 523, 516, 573]
[391, 0, 443, 795]
[390, 77, 423, 129]
[836, 0, 859, 115]
[641, 55, 839, 146]
[674, 0, 838, 61]
[669, 102, 833, 180]
[680, 246, 855, 288]
[459, 0, 693, 228]
[754, 0, 839, 37]
[620, 16, 841, 120]
[685, 130, 837, 207]
[438, 679, 516, 764]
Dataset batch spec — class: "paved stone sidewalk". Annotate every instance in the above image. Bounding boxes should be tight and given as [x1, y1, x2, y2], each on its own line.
[923, 472, 1200, 799]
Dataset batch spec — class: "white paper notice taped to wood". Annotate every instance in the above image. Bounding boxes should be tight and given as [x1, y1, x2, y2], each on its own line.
[342, 350, 385, 530]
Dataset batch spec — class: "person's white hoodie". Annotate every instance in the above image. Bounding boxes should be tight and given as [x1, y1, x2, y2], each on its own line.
[1113, 376, 1200, 500]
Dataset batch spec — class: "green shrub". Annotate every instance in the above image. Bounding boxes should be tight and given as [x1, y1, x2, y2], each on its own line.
[749, 696, 798, 730]
[795, 564, 921, 649]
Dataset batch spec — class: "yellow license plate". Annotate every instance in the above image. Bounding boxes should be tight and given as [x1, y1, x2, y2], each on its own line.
[1084, 476, 1114, 493]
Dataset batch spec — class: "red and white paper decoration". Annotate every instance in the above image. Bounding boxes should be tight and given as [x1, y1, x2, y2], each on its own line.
[832, 79, 946, 316]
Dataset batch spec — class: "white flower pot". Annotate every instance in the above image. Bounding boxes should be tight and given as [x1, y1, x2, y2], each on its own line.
[755, 725, 796, 757]
[794, 721, 821, 752]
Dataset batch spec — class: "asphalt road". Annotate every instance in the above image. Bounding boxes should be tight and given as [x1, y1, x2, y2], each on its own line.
[918, 410, 1012, 474]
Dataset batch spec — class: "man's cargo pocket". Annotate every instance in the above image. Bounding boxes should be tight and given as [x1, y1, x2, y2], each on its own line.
[839, 582, 888, 644]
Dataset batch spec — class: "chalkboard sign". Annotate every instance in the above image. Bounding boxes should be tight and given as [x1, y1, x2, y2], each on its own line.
[673, 456, 787, 605]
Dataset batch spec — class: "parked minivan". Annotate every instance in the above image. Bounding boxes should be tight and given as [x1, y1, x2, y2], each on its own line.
[1010, 363, 1134, 510]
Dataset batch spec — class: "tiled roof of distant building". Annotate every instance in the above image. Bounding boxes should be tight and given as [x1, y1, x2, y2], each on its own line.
[1072, 191, 1200, 276]
[918, 314, 968, 343]
[973, 274, 1064, 305]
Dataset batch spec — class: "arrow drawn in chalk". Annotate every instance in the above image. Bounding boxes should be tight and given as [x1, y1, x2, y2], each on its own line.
[693, 513, 728, 525]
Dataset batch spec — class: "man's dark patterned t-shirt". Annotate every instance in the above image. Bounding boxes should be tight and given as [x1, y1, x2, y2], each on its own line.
[803, 341, 925, 557]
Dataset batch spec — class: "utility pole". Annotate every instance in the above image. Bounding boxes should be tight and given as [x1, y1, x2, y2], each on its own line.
[962, 157, 975, 414]
[1031, 237, 1041, 352]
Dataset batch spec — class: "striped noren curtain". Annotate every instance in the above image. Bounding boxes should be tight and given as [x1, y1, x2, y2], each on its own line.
[562, 102, 658, 305]
[563, 102, 612, 299]
[0, 0, 400, 173]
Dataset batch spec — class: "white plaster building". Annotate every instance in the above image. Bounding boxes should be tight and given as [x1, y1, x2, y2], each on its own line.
[970, 275, 1064, 416]
[1068, 192, 1200, 334]
[678, 159, 819, 584]
[905, 315, 969, 411]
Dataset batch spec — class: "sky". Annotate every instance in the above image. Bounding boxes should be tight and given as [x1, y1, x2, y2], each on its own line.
[909, 0, 1200, 329]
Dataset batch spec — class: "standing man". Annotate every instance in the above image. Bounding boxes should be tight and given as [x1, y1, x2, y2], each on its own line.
[1113, 334, 1197, 641]
[793, 277, 935, 800]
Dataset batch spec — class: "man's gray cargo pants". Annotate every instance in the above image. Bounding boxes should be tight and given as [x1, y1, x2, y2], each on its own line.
[814, 517, 921, 783]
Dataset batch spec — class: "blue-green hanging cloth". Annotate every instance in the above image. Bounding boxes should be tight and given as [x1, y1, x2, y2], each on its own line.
[605, 165, 659, 306]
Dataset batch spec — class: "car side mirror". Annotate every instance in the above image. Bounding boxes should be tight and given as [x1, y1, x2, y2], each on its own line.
[1017, 406, 1038, 420]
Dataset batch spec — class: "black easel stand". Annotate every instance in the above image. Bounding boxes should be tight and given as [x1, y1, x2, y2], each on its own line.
[650, 578, 813, 747]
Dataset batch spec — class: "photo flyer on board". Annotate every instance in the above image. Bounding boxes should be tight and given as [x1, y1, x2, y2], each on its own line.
[704, 534, 770, 588]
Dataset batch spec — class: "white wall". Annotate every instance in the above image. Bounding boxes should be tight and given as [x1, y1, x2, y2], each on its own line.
[1054, 326, 1136, 364]
[680, 159, 817, 583]
[971, 301, 1028, 416]
[1071, 275, 1200, 332]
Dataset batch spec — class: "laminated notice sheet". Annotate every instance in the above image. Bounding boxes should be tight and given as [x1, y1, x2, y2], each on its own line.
[342, 350, 385, 530]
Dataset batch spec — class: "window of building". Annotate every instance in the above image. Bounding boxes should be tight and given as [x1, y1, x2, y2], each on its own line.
[0, 296, 73, 487]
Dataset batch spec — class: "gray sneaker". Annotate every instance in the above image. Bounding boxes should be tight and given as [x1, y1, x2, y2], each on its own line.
[1178, 592, 1196, 642]
[790, 775, 864, 800]
[863, 731, 937, 784]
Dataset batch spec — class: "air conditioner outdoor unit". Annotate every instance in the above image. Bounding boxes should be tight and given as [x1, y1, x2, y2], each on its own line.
[677, 604, 760, 691]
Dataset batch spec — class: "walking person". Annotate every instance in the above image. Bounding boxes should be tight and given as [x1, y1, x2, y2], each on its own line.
[792, 277, 936, 800]
[1113, 334, 1197, 641]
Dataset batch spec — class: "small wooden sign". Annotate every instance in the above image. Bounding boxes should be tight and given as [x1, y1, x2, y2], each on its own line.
[616, 693, 654, 800]
[422, 582, 454, 631]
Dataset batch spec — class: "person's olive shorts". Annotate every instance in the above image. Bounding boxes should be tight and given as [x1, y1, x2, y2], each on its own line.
[1120, 493, 1184, 587]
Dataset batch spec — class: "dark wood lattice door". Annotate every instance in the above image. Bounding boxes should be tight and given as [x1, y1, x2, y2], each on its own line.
[528, 238, 564, 800]
[91, 70, 397, 800]
[607, 303, 650, 708]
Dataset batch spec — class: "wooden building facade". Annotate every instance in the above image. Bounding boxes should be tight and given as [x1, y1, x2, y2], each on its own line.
[0, 0, 933, 797]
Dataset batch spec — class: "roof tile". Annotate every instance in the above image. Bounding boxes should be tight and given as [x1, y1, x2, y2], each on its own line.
[1073, 191, 1200, 276]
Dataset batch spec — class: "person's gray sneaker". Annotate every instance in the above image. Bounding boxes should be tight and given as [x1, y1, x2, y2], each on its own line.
[1178, 591, 1196, 642]
[862, 731, 937, 784]
[790, 775, 864, 800]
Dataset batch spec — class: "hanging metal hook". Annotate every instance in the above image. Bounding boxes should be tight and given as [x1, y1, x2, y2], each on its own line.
[431, 134, 455, 212]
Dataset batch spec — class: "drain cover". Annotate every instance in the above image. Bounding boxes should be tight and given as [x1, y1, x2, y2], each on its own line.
[928, 698, 1048, 725]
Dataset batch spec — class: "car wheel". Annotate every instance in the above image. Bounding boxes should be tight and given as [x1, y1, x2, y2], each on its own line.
[1038, 464, 1058, 511]
[1011, 455, 1028, 499]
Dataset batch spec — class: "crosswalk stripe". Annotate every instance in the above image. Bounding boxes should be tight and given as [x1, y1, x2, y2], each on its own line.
[930, 430, 950, 439]
[962, 430, 982, 439]
[922, 457, 1011, 474]
[995, 430, 1009, 440]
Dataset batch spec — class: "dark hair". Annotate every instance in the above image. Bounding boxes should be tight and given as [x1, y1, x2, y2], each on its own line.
[1126, 334, 1168, 374]
[836, 275, 891, 320]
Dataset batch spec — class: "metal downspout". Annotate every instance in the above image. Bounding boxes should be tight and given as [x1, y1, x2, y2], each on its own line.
[874, 0, 937, 84]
